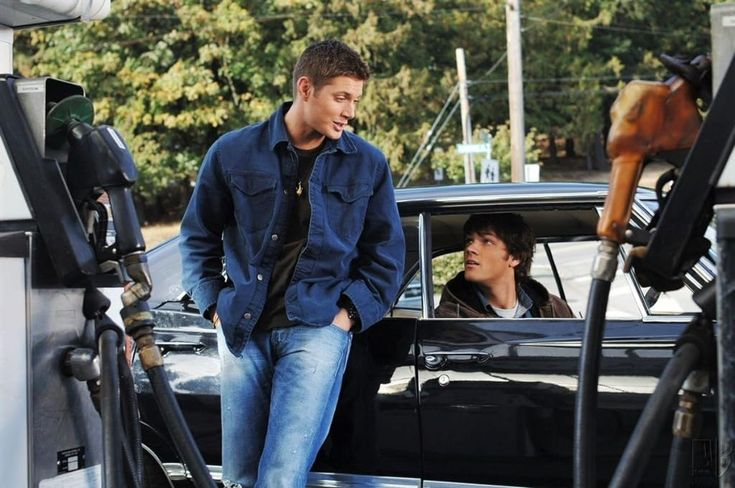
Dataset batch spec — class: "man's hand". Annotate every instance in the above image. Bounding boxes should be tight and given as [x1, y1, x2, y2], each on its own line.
[212, 311, 220, 328]
[332, 308, 353, 332]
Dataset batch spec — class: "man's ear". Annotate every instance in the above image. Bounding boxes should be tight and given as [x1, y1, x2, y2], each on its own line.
[509, 255, 521, 268]
[296, 76, 313, 101]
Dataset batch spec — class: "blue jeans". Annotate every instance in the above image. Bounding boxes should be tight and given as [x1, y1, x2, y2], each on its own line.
[217, 323, 352, 488]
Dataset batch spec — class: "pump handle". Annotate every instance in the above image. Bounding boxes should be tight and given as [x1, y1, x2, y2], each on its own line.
[598, 77, 701, 242]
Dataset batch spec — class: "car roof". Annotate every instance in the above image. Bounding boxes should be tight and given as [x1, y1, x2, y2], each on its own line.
[395, 182, 654, 215]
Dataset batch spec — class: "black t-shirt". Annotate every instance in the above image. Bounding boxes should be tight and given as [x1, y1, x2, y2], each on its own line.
[255, 142, 322, 331]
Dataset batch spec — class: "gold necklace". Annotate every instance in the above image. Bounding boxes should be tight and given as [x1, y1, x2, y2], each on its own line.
[296, 180, 304, 197]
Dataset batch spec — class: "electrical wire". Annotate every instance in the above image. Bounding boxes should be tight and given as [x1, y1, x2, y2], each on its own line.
[398, 49, 510, 187]
[397, 84, 458, 187]
[398, 99, 460, 187]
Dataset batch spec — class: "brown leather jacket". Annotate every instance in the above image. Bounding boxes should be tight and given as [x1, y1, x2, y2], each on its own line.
[435, 272, 575, 319]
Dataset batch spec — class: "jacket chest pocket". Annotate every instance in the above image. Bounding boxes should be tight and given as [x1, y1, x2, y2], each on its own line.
[324, 183, 373, 240]
[229, 172, 277, 232]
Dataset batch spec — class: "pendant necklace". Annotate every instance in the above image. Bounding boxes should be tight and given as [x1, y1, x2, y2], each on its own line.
[296, 180, 304, 197]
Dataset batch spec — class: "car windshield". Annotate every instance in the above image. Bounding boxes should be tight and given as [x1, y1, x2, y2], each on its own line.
[147, 236, 186, 309]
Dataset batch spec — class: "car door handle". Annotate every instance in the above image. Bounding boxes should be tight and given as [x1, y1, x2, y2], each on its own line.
[424, 352, 491, 370]
[155, 340, 207, 356]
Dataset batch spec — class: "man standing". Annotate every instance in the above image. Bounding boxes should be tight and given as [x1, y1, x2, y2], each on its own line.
[435, 213, 573, 318]
[179, 40, 405, 487]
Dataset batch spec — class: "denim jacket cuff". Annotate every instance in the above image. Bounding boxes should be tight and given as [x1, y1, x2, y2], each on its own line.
[191, 279, 224, 318]
[343, 280, 379, 330]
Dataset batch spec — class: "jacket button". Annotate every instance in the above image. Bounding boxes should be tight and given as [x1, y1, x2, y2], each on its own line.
[257, 273, 263, 281]
[271, 234, 278, 241]
[243, 312, 252, 320]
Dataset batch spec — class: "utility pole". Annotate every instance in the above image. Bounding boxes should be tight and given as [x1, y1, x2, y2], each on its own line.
[456, 47, 476, 184]
[506, 0, 526, 182]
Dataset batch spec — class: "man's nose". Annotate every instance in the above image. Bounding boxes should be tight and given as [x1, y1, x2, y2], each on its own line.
[343, 102, 356, 120]
[466, 242, 478, 255]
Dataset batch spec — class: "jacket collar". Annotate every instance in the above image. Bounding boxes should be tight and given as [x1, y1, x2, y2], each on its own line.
[447, 272, 551, 311]
[268, 102, 358, 155]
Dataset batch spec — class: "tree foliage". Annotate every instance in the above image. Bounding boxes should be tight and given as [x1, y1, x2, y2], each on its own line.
[13, 0, 718, 220]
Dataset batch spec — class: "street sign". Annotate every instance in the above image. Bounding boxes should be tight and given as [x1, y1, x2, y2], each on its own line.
[480, 158, 499, 183]
[456, 143, 491, 154]
[433, 167, 445, 181]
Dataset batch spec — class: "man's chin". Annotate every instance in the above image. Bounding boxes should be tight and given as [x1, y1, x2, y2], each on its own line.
[324, 130, 342, 140]
[463, 269, 479, 282]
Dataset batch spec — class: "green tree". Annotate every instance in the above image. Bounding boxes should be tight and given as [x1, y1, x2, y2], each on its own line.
[12, 0, 719, 220]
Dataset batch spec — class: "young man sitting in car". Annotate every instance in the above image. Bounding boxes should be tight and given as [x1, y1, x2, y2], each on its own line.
[435, 213, 574, 318]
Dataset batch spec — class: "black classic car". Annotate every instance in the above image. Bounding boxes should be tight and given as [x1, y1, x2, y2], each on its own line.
[136, 182, 718, 487]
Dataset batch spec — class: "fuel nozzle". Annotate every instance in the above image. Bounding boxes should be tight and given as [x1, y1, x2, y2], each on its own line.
[66, 120, 146, 258]
[598, 56, 703, 243]
[47, 95, 150, 288]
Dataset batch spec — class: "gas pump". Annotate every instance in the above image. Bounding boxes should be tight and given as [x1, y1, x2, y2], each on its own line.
[572, 6, 735, 487]
[0, 3, 214, 487]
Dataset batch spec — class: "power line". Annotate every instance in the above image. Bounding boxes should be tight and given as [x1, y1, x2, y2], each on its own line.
[399, 49, 510, 187]
[470, 74, 658, 85]
[473, 86, 622, 102]
[398, 99, 460, 188]
[113, 6, 488, 22]
[523, 15, 709, 39]
[397, 84, 458, 188]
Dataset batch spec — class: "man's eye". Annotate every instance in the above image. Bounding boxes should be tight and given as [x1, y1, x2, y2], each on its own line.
[336, 97, 346, 102]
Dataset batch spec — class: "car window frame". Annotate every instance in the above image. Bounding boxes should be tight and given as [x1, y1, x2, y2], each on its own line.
[392, 199, 713, 323]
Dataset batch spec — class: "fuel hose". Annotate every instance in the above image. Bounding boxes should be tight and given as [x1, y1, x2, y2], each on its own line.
[609, 343, 700, 487]
[146, 364, 217, 488]
[574, 240, 618, 488]
[99, 328, 125, 488]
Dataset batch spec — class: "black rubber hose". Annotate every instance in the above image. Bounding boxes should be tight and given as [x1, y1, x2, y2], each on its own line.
[118, 349, 144, 486]
[99, 329, 125, 488]
[665, 435, 692, 488]
[147, 365, 217, 488]
[609, 343, 700, 488]
[120, 431, 143, 488]
[574, 278, 611, 488]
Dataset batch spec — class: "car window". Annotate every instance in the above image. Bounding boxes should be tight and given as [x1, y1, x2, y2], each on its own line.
[640, 285, 699, 315]
[394, 240, 648, 320]
[394, 273, 422, 311]
[619, 244, 702, 316]
[548, 241, 642, 319]
[529, 243, 562, 303]
[425, 241, 642, 319]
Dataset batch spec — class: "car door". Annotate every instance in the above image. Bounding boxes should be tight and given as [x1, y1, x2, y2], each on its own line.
[312, 214, 423, 486]
[415, 209, 717, 487]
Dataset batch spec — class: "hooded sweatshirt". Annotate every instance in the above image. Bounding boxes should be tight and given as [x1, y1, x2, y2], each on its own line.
[435, 272, 575, 319]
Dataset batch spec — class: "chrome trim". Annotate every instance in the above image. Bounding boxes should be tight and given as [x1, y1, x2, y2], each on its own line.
[162, 462, 221, 481]
[395, 183, 612, 208]
[161, 463, 421, 488]
[523, 341, 675, 349]
[419, 211, 435, 318]
[161, 463, 188, 480]
[307, 472, 421, 487]
[641, 314, 694, 323]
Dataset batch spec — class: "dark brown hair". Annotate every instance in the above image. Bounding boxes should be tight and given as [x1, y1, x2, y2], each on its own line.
[463, 213, 535, 282]
[292, 40, 370, 98]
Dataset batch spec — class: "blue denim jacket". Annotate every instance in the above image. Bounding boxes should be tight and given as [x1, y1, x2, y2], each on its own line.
[180, 103, 405, 355]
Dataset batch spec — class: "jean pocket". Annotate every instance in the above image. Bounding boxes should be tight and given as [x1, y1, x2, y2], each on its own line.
[328, 322, 352, 335]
